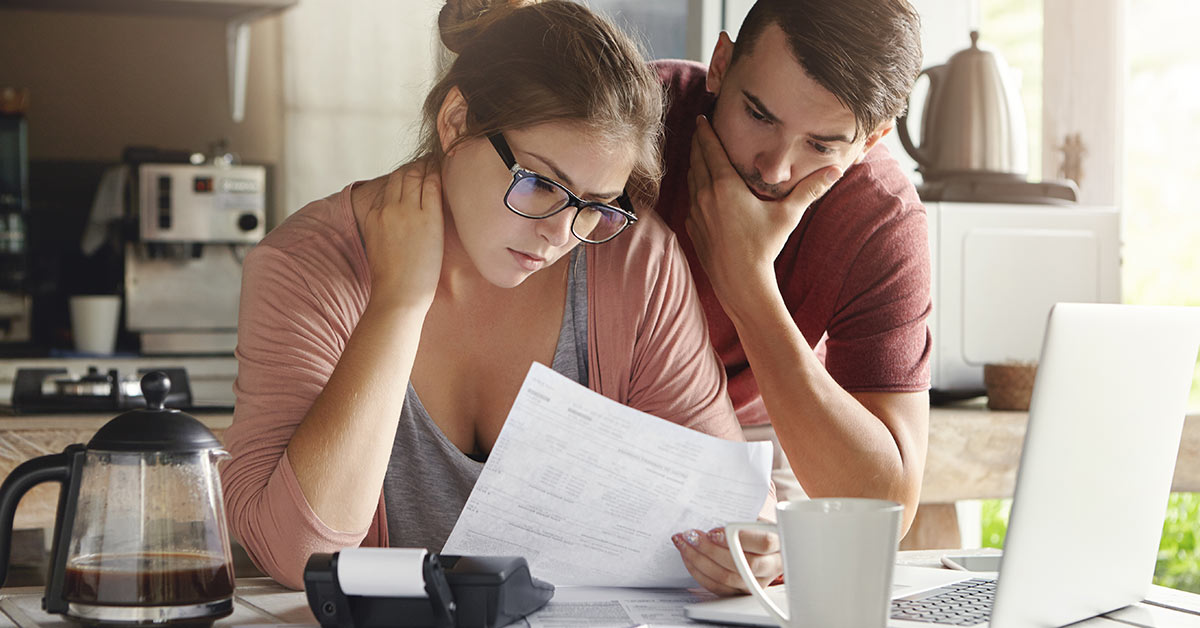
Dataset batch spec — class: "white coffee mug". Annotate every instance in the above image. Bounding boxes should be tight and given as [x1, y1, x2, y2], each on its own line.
[727, 498, 903, 628]
[69, 295, 121, 355]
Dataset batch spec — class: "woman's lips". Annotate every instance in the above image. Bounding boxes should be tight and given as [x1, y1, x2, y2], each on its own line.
[509, 248, 546, 271]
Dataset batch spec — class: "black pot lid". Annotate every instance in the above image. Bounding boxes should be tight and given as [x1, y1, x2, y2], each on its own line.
[87, 371, 223, 453]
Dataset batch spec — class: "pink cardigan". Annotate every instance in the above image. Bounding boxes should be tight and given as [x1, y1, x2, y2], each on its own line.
[221, 183, 767, 589]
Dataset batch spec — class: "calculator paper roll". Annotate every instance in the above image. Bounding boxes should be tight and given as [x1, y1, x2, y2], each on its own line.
[337, 548, 429, 598]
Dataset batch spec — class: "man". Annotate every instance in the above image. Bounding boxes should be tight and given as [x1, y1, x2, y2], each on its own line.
[662, 0, 932, 593]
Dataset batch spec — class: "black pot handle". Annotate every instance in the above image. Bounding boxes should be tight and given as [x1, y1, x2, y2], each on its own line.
[0, 450, 75, 588]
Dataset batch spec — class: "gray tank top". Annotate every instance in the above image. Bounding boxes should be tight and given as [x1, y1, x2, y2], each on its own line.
[383, 249, 588, 551]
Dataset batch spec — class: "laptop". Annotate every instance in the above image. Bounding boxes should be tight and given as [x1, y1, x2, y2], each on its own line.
[686, 303, 1200, 627]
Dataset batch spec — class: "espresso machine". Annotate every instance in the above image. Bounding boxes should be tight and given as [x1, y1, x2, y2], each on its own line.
[124, 160, 266, 354]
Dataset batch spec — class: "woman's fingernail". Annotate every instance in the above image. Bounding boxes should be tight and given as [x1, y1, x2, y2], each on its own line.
[708, 529, 726, 545]
[684, 530, 702, 546]
[825, 168, 842, 184]
[672, 534, 685, 548]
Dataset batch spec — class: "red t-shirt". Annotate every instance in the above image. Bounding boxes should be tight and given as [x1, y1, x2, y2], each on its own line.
[653, 60, 932, 427]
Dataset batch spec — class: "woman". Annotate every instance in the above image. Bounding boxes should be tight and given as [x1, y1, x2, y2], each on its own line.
[221, 0, 778, 592]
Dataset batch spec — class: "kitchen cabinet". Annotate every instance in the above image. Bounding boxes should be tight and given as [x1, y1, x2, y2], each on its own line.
[0, 0, 297, 122]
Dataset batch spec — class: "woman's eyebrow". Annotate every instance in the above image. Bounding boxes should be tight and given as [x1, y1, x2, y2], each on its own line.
[522, 150, 624, 201]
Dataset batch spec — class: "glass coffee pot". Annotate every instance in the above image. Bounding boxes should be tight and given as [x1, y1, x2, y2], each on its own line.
[0, 371, 235, 625]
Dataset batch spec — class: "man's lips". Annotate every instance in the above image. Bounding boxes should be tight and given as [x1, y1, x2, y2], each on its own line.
[749, 186, 782, 202]
[739, 170, 787, 201]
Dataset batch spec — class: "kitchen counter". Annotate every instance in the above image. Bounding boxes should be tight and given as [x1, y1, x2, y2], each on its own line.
[924, 402, 1200, 501]
[900, 402, 1200, 550]
[0, 550, 1009, 627]
[0, 411, 232, 530]
[3, 400, 1198, 549]
[4, 549, 1200, 627]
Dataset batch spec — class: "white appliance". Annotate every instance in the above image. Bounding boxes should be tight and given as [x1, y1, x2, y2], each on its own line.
[136, 163, 265, 244]
[926, 201, 1120, 392]
[126, 163, 267, 354]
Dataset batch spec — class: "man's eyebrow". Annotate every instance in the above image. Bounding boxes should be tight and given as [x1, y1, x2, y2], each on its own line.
[523, 150, 624, 201]
[809, 131, 852, 144]
[743, 91, 782, 125]
[745, 89, 853, 144]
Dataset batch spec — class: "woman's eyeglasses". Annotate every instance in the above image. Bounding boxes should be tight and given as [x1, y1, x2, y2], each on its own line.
[488, 133, 637, 244]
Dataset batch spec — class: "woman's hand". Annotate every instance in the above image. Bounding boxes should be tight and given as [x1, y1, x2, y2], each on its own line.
[672, 526, 782, 596]
[361, 158, 445, 311]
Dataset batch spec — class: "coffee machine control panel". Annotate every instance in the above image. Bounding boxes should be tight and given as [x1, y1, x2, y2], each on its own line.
[137, 163, 266, 243]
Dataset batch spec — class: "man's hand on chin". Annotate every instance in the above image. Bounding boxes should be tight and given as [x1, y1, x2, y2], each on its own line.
[685, 115, 840, 307]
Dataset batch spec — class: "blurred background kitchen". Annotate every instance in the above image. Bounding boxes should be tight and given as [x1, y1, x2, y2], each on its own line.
[0, 0, 1196, 591]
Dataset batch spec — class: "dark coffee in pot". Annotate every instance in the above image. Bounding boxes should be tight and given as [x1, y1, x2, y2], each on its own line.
[63, 552, 233, 606]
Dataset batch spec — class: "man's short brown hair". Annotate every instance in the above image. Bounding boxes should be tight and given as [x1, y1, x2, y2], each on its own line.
[731, 0, 923, 140]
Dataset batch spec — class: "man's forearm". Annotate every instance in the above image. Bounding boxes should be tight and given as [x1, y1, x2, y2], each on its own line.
[722, 283, 928, 534]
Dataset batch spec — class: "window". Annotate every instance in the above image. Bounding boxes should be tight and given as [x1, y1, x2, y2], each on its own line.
[981, 0, 1042, 182]
[584, 0, 690, 59]
[985, 0, 1199, 407]
[585, 0, 757, 62]
[978, 1, 1200, 592]
[1124, 0, 1200, 409]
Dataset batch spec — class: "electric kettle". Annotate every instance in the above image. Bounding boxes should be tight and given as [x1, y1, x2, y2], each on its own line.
[0, 371, 235, 626]
[897, 31, 1029, 180]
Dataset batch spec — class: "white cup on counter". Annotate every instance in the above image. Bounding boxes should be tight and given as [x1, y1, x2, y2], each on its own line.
[726, 498, 904, 628]
[69, 295, 121, 355]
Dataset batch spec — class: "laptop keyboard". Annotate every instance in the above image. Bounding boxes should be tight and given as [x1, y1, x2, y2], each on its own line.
[890, 577, 996, 626]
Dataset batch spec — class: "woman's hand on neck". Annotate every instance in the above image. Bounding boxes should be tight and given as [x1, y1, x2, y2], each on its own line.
[355, 159, 446, 313]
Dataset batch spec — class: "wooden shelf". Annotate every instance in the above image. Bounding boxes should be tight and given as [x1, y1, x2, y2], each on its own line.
[0, 0, 298, 122]
[0, 0, 295, 22]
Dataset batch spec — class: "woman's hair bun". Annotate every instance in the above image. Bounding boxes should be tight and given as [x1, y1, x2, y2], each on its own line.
[438, 0, 535, 54]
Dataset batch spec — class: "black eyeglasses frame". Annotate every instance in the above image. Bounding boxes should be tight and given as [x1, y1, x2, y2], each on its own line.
[487, 132, 637, 244]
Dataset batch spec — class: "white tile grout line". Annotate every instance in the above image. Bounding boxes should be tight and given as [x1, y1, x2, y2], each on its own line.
[0, 597, 39, 628]
[234, 594, 286, 622]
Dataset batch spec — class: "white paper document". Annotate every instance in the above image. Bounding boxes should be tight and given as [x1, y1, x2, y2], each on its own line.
[521, 586, 719, 628]
[443, 362, 773, 588]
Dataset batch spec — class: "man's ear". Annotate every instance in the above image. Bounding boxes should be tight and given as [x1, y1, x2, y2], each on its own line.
[855, 122, 893, 163]
[436, 86, 470, 155]
[706, 31, 736, 96]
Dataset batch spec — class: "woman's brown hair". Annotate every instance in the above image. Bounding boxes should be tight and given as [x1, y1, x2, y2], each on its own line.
[420, 0, 664, 207]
